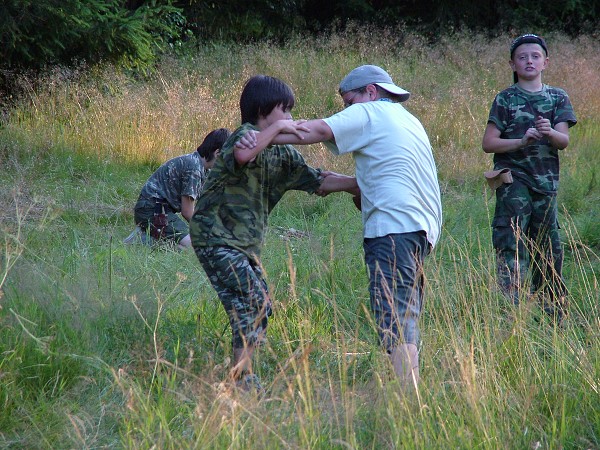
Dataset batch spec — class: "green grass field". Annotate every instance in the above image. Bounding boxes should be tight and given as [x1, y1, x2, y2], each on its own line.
[1, 30, 599, 449]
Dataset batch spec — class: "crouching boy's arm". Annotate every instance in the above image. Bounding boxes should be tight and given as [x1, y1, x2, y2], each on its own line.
[180, 195, 195, 222]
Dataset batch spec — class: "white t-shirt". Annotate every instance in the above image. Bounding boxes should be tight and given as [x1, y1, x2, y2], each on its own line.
[323, 100, 442, 247]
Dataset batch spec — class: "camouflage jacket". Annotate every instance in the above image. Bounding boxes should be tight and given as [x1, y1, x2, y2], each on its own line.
[137, 152, 206, 211]
[487, 84, 577, 193]
[190, 123, 323, 257]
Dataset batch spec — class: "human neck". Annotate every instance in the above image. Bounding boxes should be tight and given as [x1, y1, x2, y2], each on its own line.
[255, 117, 267, 131]
[517, 79, 543, 92]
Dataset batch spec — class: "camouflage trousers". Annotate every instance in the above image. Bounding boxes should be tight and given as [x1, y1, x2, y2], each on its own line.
[195, 245, 271, 350]
[492, 179, 567, 314]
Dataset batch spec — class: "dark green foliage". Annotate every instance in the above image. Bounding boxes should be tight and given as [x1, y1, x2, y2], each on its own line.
[175, 0, 306, 42]
[0, 0, 185, 96]
[2, 0, 598, 102]
[300, 0, 600, 36]
[207, 0, 600, 38]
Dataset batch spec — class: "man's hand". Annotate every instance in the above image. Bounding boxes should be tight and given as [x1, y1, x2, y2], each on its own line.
[279, 119, 310, 136]
[235, 120, 310, 151]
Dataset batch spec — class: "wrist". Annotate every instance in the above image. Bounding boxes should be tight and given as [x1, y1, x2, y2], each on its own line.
[277, 119, 289, 132]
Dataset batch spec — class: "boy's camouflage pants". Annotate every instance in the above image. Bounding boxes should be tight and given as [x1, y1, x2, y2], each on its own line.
[195, 245, 271, 350]
[492, 179, 567, 313]
[134, 198, 188, 243]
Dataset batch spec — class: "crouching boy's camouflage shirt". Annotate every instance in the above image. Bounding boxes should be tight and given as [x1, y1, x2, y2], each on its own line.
[190, 123, 323, 258]
[138, 152, 206, 211]
[487, 84, 577, 193]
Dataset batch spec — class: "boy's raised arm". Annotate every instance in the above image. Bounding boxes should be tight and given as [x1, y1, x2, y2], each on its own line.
[234, 119, 310, 165]
[235, 119, 334, 155]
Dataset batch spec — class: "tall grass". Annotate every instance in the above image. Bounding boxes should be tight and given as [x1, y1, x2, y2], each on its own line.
[0, 29, 599, 448]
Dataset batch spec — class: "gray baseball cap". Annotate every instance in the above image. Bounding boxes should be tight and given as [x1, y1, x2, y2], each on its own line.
[339, 65, 410, 102]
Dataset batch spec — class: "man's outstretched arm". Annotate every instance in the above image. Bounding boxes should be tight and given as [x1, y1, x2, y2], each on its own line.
[234, 119, 311, 165]
[273, 119, 334, 145]
[236, 119, 334, 150]
[318, 172, 359, 196]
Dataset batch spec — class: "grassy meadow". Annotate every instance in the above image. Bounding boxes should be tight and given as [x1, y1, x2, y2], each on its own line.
[1, 29, 599, 449]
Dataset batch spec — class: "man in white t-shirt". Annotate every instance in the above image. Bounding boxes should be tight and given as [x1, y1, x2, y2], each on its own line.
[237, 65, 442, 390]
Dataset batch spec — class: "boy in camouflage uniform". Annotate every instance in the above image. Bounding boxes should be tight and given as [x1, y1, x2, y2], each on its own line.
[124, 128, 230, 250]
[190, 75, 356, 391]
[482, 34, 577, 322]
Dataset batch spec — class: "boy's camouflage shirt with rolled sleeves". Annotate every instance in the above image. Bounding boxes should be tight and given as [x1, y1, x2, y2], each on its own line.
[138, 152, 206, 211]
[190, 123, 323, 258]
[487, 84, 577, 194]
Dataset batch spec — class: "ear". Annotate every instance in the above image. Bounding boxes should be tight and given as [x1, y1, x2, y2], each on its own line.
[508, 59, 516, 71]
[542, 57, 549, 70]
[365, 84, 378, 99]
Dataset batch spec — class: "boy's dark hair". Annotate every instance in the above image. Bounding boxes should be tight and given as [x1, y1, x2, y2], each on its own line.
[197, 128, 231, 162]
[240, 75, 295, 125]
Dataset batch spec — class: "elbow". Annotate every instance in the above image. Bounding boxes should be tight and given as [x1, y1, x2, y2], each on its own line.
[234, 151, 251, 166]
[482, 139, 501, 154]
[322, 129, 335, 142]
[315, 129, 330, 142]
[551, 129, 569, 150]
[235, 155, 248, 165]
[557, 138, 569, 150]
[181, 209, 193, 222]
[313, 120, 334, 142]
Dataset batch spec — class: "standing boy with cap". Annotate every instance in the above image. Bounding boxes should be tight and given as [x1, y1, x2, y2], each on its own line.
[482, 35, 577, 322]
[237, 65, 442, 391]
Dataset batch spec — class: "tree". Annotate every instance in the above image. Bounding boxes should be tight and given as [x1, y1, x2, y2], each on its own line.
[0, 0, 185, 71]
[175, 0, 306, 42]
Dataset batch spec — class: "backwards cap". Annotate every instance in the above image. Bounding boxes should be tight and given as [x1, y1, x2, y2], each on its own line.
[339, 65, 410, 102]
[510, 34, 548, 58]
